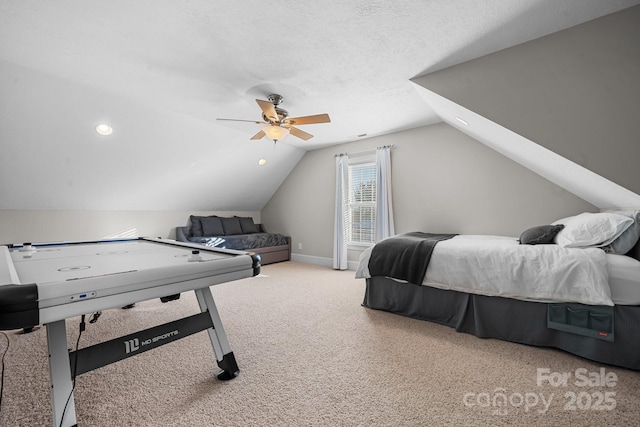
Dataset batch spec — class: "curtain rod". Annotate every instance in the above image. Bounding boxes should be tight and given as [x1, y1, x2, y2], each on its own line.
[334, 144, 394, 157]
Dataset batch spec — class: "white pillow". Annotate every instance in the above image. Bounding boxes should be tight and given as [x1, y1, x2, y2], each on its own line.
[554, 212, 634, 248]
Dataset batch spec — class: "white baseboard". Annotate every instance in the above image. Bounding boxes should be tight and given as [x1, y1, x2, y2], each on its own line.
[291, 253, 359, 271]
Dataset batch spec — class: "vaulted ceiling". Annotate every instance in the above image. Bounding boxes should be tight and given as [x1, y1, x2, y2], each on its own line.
[2, 0, 638, 211]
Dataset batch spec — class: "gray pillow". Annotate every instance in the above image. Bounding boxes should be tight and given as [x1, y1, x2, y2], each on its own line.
[519, 224, 565, 245]
[201, 216, 224, 236]
[221, 217, 243, 235]
[189, 215, 206, 237]
[236, 216, 258, 234]
[602, 210, 640, 255]
[627, 239, 640, 262]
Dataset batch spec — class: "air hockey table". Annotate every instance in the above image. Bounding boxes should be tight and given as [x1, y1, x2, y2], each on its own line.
[0, 237, 261, 427]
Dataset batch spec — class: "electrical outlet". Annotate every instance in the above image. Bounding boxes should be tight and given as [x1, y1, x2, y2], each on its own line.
[298, 243, 302, 250]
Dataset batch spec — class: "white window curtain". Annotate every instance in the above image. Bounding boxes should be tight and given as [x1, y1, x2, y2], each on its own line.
[375, 146, 395, 242]
[333, 154, 349, 270]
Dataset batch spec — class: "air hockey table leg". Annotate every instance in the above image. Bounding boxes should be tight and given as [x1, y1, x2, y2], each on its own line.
[46, 320, 77, 427]
[193, 286, 239, 380]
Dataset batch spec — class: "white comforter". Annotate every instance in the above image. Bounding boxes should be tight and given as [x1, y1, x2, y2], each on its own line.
[356, 235, 613, 306]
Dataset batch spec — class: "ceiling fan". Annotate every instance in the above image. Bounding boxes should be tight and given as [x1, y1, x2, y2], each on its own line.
[217, 94, 331, 142]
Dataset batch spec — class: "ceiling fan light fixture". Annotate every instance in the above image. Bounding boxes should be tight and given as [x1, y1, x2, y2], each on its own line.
[217, 94, 330, 142]
[263, 125, 289, 142]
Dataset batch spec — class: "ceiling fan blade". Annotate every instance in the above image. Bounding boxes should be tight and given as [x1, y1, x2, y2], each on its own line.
[256, 99, 280, 123]
[250, 130, 266, 140]
[288, 126, 313, 141]
[217, 118, 266, 124]
[284, 113, 331, 126]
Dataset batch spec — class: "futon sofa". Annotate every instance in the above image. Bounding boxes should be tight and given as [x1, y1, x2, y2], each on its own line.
[176, 215, 291, 265]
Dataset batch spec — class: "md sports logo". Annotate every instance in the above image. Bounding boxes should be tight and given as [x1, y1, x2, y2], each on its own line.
[124, 330, 179, 354]
[124, 338, 140, 354]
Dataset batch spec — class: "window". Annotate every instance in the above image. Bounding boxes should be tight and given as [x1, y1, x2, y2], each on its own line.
[347, 155, 376, 245]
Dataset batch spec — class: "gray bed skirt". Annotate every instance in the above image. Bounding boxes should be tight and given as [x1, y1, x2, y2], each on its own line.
[363, 277, 640, 371]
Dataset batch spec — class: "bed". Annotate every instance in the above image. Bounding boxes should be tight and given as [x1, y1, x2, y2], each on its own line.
[356, 211, 640, 370]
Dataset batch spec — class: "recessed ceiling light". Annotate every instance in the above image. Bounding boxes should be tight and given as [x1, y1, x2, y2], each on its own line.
[455, 117, 469, 126]
[258, 158, 267, 166]
[96, 124, 113, 136]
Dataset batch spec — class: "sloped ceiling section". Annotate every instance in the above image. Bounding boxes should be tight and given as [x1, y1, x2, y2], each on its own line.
[0, 60, 304, 210]
[413, 5, 640, 209]
[411, 85, 640, 209]
[1, 1, 639, 211]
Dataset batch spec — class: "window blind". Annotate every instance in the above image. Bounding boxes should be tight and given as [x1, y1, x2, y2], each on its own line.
[348, 161, 376, 244]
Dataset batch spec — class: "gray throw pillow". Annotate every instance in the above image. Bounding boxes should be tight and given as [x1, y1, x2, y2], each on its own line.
[236, 216, 258, 234]
[189, 215, 206, 237]
[519, 224, 565, 245]
[221, 217, 243, 235]
[201, 217, 224, 236]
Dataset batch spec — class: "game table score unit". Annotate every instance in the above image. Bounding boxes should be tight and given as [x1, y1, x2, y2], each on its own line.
[0, 237, 261, 427]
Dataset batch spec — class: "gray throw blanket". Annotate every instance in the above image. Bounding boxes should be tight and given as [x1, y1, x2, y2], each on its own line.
[368, 232, 457, 285]
[189, 233, 288, 250]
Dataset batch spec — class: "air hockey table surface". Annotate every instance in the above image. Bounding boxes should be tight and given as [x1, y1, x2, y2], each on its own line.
[0, 237, 260, 328]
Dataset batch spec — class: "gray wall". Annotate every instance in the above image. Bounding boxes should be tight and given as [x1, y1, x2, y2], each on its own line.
[261, 123, 594, 263]
[413, 5, 640, 195]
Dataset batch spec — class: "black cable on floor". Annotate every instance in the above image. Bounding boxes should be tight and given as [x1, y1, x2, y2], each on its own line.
[0, 331, 9, 412]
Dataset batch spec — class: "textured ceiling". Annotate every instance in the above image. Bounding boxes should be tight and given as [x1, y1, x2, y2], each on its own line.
[1, 0, 639, 211]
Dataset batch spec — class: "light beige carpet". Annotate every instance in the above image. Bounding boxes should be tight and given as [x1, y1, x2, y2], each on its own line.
[1, 261, 639, 426]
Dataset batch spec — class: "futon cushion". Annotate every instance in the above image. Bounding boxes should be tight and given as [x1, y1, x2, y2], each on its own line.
[201, 216, 224, 236]
[519, 224, 565, 245]
[221, 217, 243, 235]
[237, 216, 258, 234]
